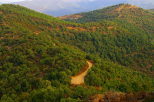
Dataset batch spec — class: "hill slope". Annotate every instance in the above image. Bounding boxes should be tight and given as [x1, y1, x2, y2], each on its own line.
[58, 4, 154, 75]
[60, 4, 154, 23]
[0, 4, 154, 102]
[60, 4, 154, 39]
[60, 4, 154, 35]
[1, 4, 153, 74]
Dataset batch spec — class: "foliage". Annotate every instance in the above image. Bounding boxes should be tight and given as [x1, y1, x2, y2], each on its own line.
[57, 4, 154, 74]
[0, 4, 154, 102]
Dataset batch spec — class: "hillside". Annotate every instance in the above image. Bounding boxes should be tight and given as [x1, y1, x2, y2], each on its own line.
[60, 4, 154, 34]
[0, 4, 154, 102]
[60, 4, 154, 22]
[57, 4, 154, 75]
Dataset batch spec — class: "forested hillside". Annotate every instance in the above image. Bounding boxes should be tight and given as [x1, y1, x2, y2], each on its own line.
[60, 4, 154, 38]
[61, 4, 154, 24]
[58, 4, 154, 75]
[0, 4, 154, 102]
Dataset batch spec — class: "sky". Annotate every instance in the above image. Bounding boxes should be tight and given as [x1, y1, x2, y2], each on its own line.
[0, 0, 25, 3]
[0, 0, 154, 8]
[0, 0, 154, 16]
[1, 0, 95, 3]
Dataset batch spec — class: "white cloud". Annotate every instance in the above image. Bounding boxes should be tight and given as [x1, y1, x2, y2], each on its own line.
[16, 0, 84, 11]
[61, 0, 96, 2]
[0, 0, 26, 3]
[0, 0, 96, 3]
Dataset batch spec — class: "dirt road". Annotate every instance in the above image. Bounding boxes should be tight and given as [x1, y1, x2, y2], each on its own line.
[71, 61, 93, 85]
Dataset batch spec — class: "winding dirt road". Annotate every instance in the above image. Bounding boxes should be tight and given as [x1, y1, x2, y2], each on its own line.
[71, 61, 93, 85]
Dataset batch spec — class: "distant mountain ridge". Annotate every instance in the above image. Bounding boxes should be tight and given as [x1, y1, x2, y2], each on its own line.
[60, 4, 154, 35]
[12, 0, 154, 16]
[59, 4, 149, 21]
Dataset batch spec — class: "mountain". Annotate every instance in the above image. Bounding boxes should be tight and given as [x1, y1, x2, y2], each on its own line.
[59, 4, 154, 34]
[14, 0, 154, 16]
[60, 4, 154, 46]
[60, 4, 154, 23]
[58, 4, 154, 74]
[0, 4, 154, 102]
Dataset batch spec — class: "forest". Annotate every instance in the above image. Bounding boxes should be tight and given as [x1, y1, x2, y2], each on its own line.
[0, 4, 154, 102]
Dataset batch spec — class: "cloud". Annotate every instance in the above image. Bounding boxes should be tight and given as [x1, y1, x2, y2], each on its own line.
[61, 0, 96, 2]
[16, 0, 82, 11]
[0, 0, 26, 3]
[4, 0, 154, 9]
[127, 0, 154, 8]
[8, 0, 154, 16]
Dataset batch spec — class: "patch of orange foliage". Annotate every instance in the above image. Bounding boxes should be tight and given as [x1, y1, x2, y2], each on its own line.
[59, 14, 83, 20]
[91, 26, 99, 31]
[66, 26, 86, 31]
[108, 26, 114, 30]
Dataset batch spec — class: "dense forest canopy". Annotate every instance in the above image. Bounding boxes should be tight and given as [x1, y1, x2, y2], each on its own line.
[0, 4, 154, 102]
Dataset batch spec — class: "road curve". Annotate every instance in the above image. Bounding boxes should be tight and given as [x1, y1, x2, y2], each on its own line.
[71, 61, 93, 85]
